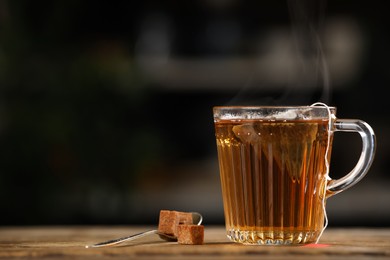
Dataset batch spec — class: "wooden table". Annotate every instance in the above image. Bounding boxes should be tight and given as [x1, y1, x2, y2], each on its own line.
[1, 226, 390, 259]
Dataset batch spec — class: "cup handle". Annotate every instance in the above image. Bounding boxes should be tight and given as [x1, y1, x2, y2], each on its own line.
[327, 119, 376, 195]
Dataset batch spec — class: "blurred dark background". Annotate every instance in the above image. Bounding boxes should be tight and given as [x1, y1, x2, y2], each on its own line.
[0, 0, 389, 227]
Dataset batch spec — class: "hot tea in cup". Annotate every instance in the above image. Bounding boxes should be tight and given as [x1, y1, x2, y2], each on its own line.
[213, 105, 375, 245]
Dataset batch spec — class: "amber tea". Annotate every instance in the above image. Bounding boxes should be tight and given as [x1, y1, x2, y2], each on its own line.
[215, 119, 331, 244]
[213, 106, 375, 245]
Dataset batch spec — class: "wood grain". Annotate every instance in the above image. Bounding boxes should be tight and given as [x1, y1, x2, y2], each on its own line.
[1, 226, 389, 259]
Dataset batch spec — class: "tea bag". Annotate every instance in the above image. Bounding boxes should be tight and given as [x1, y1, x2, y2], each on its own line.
[277, 123, 317, 182]
[232, 124, 261, 144]
[232, 122, 317, 182]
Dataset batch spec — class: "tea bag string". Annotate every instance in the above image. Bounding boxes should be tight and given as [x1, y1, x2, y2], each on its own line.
[310, 102, 334, 180]
[310, 102, 334, 243]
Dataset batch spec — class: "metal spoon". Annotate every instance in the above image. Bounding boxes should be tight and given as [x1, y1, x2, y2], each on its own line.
[85, 212, 203, 248]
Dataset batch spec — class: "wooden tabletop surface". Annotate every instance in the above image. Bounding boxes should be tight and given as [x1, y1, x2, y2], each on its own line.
[1, 226, 390, 259]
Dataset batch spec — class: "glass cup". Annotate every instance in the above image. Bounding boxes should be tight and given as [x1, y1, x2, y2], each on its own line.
[213, 106, 376, 245]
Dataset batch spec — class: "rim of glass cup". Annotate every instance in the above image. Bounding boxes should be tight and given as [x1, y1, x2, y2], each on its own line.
[213, 105, 337, 120]
[213, 105, 337, 109]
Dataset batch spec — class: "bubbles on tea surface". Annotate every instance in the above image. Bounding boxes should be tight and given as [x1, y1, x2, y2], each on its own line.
[270, 110, 298, 120]
[267, 108, 313, 120]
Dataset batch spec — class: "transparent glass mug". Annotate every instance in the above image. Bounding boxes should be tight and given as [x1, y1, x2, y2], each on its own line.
[213, 106, 376, 245]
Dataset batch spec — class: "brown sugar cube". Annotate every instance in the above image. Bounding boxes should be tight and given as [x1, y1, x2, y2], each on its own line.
[177, 224, 204, 245]
[176, 212, 193, 237]
[158, 210, 193, 237]
[158, 210, 177, 236]
[177, 212, 193, 225]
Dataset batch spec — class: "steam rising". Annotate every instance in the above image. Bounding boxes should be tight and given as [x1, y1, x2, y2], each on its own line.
[228, 0, 331, 106]
[287, 0, 331, 104]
